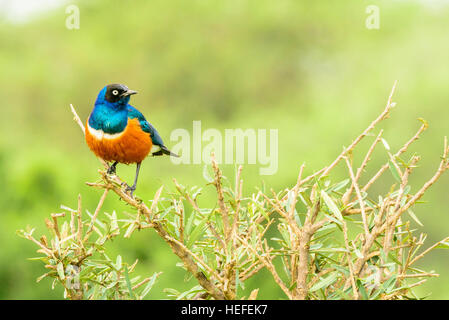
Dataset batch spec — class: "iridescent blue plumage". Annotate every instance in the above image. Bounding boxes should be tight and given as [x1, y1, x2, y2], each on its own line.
[88, 86, 128, 133]
[88, 85, 168, 152]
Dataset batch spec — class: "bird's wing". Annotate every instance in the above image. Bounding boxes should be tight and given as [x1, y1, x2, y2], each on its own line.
[127, 105, 165, 147]
[127, 105, 179, 157]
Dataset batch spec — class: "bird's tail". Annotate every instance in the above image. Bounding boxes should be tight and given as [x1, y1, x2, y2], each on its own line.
[152, 145, 180, 157]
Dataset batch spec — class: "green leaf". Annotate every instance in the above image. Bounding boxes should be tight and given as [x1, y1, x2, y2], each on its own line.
[436, 241, 449, 249]
[86, 210, 106, 230]
[370, 288, 382, 300]
[115, 255, 122, 271]
[57, 262, 65, 280]
[323, 213, 342, 226]
[321, 191, 343, 222]
[388, 160, 402, 182]
[289, 281, 297, 291]
[285, 190, 302, 227]
[407, 210, 423, 227]
[383, 275, 397, 293]
[27, 257, 49, 262]
[184, 211, 196, 236]
[163, 288, 180, 298]
[123, 266, 135, 299]
[293, 210, 302, 227]
[298, 192, 310, 207]
[331, 264, 350, 277]
[381, 138, 391, 151]
[357, 280, 369, 300]
[278, 225, 291, 247]
[403, 185, 411, 196]
[309, 273, 338, 292]
[140, 274, 157, 297]
[124, 222, 136, 238]
[176, 285, 203, 300]
[187, 217, 207, 247]
[330, 179, 350, 192]
[311, 247, 348, 253]
[235, 269, 245, 292]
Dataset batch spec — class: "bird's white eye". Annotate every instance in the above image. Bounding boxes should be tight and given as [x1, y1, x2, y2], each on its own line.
[112, 90, 119, 96]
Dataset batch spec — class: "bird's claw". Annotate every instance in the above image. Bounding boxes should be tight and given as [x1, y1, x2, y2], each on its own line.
[124, 184, 136, 196]
[107, 165, 117, 175]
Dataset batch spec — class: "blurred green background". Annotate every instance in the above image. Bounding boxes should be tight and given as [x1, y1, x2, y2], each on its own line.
[0, 0, 448, 299]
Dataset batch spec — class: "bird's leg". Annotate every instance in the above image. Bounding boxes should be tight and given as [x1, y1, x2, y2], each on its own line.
[107, 161, 118, 175]
[125, 162, 141, 196]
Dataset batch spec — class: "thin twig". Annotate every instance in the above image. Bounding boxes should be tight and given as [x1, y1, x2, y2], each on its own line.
[320, 81, 398, 178]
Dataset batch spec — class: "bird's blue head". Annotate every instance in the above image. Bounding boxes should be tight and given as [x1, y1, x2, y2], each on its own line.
[95, 84, 138, 107]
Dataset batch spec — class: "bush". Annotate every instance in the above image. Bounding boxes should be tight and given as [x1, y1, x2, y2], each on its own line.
[19, 83, 449, 299]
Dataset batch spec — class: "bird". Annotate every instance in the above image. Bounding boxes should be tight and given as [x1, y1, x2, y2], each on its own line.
[85, 83, 179, 196]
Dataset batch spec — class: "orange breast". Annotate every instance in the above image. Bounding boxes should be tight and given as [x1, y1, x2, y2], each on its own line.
[85, 118, 153, 164]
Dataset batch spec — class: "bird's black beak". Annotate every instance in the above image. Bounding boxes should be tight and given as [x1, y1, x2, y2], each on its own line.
[121, 89, 138, 97]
